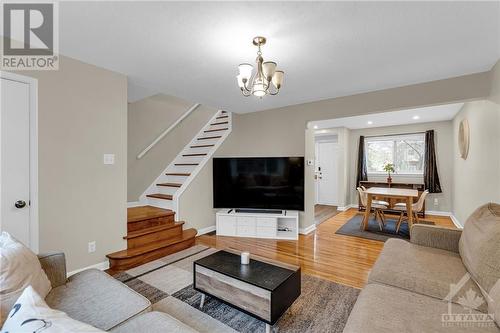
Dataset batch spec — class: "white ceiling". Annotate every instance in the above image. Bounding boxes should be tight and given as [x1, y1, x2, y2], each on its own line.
[310, 103, 464, 130]
[59, 2, 500, 113]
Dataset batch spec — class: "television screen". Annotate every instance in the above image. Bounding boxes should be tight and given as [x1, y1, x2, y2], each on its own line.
[213, 157, 304, 211]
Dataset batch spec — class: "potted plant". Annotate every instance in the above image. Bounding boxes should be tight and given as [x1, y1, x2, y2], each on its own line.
[383, 163, 395, 185]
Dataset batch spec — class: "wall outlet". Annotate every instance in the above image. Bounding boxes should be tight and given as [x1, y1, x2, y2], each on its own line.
[88, 241, 96, 253]
[434, 198, 439, 206]
[103, 154, 115, 165]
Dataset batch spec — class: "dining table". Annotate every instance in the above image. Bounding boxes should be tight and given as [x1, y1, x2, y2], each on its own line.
[362, 187, 419, 231]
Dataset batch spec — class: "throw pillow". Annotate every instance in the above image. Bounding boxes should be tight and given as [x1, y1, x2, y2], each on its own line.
[0, 232, 51, 325]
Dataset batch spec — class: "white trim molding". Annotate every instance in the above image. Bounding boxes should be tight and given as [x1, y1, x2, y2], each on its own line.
[197, 225, 216, 236]
[127, 201, 143, 208]
[67, 260, 109, 277]
[299, 224, 316, 235]
[450, 215, 463, 229]
[0, 71, 39, 254]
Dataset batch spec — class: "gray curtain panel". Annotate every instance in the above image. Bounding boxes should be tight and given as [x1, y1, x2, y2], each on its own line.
[356, 136, 368, 187]
[424, 130, 442, 193]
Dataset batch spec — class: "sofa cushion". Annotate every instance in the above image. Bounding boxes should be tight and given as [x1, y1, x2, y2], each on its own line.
[0, 232, 52, 325]
[2, 286, 104, 332]
[343, 283, 499, 333]
[110, 311, 199, 333]
[459, 203, 500, 293]
[369, 238, 487, 312]
[45, 269, 151, 331]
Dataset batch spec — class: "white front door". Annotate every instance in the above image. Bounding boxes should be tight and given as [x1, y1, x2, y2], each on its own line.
[316, 141, 338, 205]
[1, 75, 33, 248]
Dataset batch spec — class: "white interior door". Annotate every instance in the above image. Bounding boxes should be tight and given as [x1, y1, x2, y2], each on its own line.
[1, 76, 32, 247]
[316, 141, 338, 205]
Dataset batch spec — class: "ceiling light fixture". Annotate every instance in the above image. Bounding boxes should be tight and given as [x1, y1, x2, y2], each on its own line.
[367, 121, 373, 125]
[313, 125, 319, 129]
[237, 36, 284, 98]
[413, 115, 420, 120]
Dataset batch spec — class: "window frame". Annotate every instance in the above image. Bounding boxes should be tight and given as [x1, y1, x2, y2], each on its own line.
[364, 133, 426, 177]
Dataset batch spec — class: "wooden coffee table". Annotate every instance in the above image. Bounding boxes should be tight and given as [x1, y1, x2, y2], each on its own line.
[193, 250, 301, 333]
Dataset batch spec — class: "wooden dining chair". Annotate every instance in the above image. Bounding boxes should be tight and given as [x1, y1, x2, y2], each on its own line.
[357, 187, 388, 231]
[393, 190, 429, 233]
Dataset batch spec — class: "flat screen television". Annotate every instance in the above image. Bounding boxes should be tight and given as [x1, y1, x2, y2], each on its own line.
[213, 157, 304, 211]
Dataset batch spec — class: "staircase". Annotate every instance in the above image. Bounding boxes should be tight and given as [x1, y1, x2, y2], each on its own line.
[107, 206, 196, 270]
[107, 110, 231, 270]
[141, 110, 231, 212]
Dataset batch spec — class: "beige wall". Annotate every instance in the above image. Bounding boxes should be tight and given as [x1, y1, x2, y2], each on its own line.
[217, 71, 491, 229]
[452, 60, 500, 225]
[178, 159, 216, 231]
[128, 95, 217, 201]
[15, 56, 128, 271]
[347, 121, 454, 212]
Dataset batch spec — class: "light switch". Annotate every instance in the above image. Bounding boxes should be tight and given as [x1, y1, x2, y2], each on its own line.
[103, 154, 115, 165]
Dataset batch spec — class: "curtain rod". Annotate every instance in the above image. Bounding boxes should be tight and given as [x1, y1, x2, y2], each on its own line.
[364, 131, 426, 138]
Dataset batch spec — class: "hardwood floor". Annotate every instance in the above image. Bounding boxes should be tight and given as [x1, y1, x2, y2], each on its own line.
[314, 204, 340, 225]
[196, 208, 456, 289]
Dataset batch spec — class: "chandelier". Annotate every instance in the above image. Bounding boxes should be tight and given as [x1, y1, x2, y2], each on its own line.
[236, 36, 284, 98]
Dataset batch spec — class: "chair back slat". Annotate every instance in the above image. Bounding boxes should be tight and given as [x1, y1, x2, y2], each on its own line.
[414, 190, 429, 212]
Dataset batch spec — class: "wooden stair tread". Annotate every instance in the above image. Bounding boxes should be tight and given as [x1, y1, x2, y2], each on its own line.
[198, 136, 222, 140]
[182, 153, 207, 157]
[190, 144, 214, 148]
[174, 163, 199, 166]
[204, 128, 228, 133]
[157, 182, 182, 187]
[107, 228, 197, 259]
[210, 121, 229, 126]
[128, 206, 174, 223]
[146, 193, 173, 200]
[123, 222, 185, 239]
[165, 172, 191, 176]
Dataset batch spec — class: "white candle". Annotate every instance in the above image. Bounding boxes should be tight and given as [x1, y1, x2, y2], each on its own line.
[241, 252, 250, 265]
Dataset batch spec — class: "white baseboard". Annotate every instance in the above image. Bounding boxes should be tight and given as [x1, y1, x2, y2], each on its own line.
[425, 210, 452, 216]
[127, 201, 143, 208]
[197, 225, 216, 235]
[337, 206, 349, 211]
[450, 215, 463, 229]
[67, 260, 109, 278]
[299, 224, 316, 235]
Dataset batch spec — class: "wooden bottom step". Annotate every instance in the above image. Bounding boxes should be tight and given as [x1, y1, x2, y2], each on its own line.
[107, 228, 197, 270]
[124, 222, 185, 249]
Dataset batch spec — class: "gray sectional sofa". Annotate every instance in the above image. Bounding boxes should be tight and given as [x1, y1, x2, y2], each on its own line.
[344, 203, 500, 332]
[38, 252, 198, 332]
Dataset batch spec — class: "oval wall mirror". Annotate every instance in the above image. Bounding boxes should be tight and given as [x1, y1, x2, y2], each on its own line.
[458, 119, 470, 160]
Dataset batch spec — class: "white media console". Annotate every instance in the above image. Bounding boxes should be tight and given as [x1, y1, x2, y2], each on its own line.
[216, 209, 299, 240]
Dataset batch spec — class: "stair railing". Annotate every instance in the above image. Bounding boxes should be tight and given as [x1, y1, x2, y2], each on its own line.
[136, 103, 200, 159]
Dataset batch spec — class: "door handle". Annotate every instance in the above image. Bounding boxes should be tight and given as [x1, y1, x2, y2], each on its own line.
[15, 200, 26, 209]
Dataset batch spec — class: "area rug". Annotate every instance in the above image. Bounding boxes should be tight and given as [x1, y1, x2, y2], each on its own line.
[112, 245, 360, 333]
[335, 214, 434, 242]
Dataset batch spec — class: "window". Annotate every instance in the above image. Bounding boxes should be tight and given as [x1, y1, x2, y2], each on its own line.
[365, 133, 425, 174]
